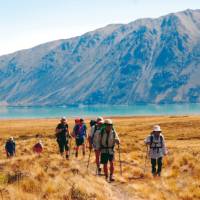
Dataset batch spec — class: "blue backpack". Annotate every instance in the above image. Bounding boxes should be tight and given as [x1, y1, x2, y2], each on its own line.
[74, 124, 87, 139]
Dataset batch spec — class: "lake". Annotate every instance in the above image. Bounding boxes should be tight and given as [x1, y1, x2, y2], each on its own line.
[0, 104, 200, 119]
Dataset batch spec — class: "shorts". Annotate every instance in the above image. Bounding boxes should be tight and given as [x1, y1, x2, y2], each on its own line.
[76, 138, 85, 146]
[57, 140, 69, 153]
[100, 153, 114, 164]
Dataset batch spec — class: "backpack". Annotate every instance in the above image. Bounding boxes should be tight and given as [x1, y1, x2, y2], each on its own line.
[91, 124, 99, 145]
[90, 120, 96, 127]
[74, 124, 86, 139]
[100, 127, 116, 149]
[150, 134, 163, 153]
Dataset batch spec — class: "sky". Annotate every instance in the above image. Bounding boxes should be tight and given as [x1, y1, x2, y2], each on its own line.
[0, 0, 199, 56]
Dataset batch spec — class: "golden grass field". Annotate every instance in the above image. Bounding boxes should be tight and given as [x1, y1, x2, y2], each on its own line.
[0, 116, 200, 200]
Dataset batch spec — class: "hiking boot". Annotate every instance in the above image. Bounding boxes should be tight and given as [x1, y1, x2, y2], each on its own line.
[75, 152, 78, 158]
[157, 172, 161, 177]
[152, 172, 157, 177]
[109, 175, 115, 182]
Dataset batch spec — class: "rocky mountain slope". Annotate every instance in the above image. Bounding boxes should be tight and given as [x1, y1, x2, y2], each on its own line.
[0, 9, 200, 106]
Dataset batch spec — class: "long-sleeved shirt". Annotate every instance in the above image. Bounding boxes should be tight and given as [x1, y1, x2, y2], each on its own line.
[89, 125, 101, 150]
[144, 133, 167, 159]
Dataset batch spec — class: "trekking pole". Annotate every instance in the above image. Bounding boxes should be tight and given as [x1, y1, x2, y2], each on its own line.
[87, 149, 92, 169]
[118, 144, 122, 176]
[143, 145, 149, 174]
[69, 138, 72, 157]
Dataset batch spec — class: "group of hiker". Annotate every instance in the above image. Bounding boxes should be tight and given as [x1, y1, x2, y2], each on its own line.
[55, 116, 120, 181]
[4, 116, 168, 181]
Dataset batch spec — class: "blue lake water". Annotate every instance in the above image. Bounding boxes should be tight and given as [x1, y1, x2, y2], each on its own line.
[0, 104, 200, 119]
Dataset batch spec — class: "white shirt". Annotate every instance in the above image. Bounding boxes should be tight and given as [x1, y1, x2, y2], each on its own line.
[144, 133, 167, 159]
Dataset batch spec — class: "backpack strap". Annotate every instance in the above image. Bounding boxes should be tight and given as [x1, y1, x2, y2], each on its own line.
[160, 135, 163, 147]
[91, 124, 98, 144]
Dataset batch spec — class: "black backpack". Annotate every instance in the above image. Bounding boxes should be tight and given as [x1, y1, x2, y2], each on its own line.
[90, 120, 96, 127]
[150, 134, 163, 152]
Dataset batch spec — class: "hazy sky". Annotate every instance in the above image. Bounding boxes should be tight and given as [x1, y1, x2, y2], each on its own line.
[0, 0, 199, 56]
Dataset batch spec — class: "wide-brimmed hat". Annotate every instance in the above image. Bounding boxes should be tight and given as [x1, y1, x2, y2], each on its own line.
[61, 116, 66, 120]
[96, 116, 103, 122]
[104, 119, 113, 125]
[153, 125, 161, 132]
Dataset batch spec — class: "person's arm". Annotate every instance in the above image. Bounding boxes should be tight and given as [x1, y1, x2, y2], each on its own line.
[88, 126, 94, 149]
[66, 125, 72, 139]
[114, 131, 120, 145]
[85, 124, 88, 138]
[68, 129, 72, 139]
[144, 135, 151, 145]
[71, 126, 76, 138]
[162, 135, 168, 156]
[55, 124, 62, 137]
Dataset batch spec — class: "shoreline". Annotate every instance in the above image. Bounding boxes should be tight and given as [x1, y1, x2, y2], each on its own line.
[0, 114, 198, 121]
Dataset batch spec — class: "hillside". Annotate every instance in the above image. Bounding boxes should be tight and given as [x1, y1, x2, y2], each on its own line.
[0, 9, 200, 106]
[0, 116, 200, 199]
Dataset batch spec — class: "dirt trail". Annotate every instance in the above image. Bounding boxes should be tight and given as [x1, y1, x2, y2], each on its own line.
[71, 153, 142, 200]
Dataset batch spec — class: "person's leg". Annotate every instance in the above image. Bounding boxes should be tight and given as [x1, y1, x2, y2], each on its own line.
[64, 141, 69, 159]
[109, 154, 115, 181]
[75, 139, 79, 157]
[151, 158, 156, 176]
[157, 157, 163, 176]
[58, 141, 64, 156]
[101, 153, 109, 179]
[82, 144, 86, 156]
[104, 164, 108, 179]
[95, 150, 101, 174]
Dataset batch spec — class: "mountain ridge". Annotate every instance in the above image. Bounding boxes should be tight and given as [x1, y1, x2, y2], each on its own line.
[0, 9, 200, 106]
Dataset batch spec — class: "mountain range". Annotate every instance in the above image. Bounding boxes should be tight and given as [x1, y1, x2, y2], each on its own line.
[0, 9, 200, 106]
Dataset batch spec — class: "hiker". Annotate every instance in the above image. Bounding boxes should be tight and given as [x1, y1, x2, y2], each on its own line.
[33, 140, 43, 154]
[89, 116, 104, 175]
[5, 137, 16, 158]
[100, 119, 120, 182]
[72, 118, 87, 157]
[55, 117, 71, 159]
[144, 125, 168, 177]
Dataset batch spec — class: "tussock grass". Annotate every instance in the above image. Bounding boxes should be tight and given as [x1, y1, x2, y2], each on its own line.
[0, 116, 200, 199]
